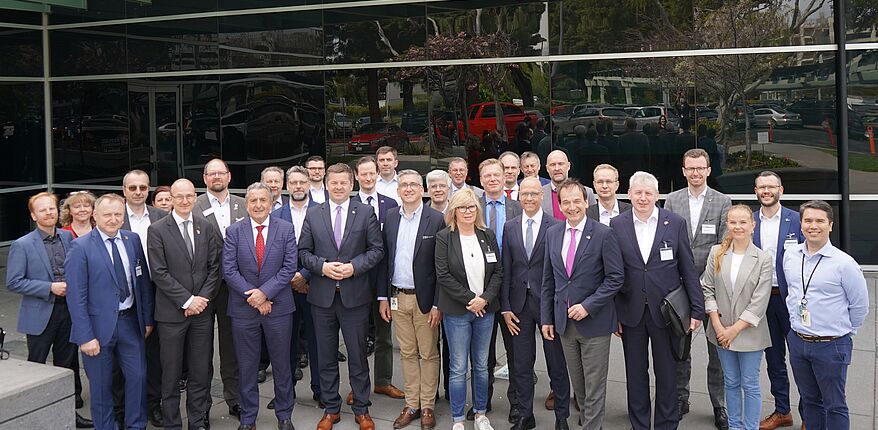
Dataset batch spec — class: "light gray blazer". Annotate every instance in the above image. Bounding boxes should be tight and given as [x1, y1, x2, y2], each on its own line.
[663, 186, 731, 275]
[701, 242, 773, 352]
[540, 182, 596, 217]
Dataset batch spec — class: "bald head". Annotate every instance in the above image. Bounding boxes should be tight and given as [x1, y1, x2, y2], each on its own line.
[546, 150, 570, 185]
[518, 176, 543, 217]
[170, 178, 197, 218]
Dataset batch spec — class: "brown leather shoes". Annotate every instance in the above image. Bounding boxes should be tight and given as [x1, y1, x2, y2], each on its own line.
[346, 391, 354, 405]
[545, 391, 555, 410]
[316, 413, 341, 430]
[759, 412, 793, 429]
[392, 407, 421, 429]
[374, 384, 406, 399]
[355, 413, 375, 430]
[421, 408, 436, 430]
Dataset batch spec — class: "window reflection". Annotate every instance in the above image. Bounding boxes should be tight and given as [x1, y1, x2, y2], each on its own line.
[51, 27, 127, 76]
[0, 192, 36, 242]
[0, 28, 42, 77]
[0, 83, 45, 186]
[324, 5, 426, 64]
[219, 12, 323, 69]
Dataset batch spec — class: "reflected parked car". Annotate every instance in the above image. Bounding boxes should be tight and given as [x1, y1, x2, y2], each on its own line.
[331, 112, 353, 138]
[348, 122, 408, 153]
[753, 107, 803, 128]
[555, 105, 627, 135]
[355, 116, 371, 131]
[624, 105, 681, 130]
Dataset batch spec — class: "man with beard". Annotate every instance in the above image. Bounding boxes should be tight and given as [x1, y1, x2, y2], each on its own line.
[306, 156, 329, 204]
[540, 150, 596, 221]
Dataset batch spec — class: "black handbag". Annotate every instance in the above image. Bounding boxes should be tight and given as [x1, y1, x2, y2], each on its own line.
[661, 286, 692, 361]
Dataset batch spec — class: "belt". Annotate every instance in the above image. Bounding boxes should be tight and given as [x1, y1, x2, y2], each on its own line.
[335, 285, 341, 293]
[118, 307, 135, 317]
[771, 287, 781, 296]
[795, 331, 841, 343]
[393, 287, 416, 295]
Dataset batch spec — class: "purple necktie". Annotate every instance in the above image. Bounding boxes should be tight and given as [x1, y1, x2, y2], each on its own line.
[565, 227, 578, 277]
[334, 205, 343, 248]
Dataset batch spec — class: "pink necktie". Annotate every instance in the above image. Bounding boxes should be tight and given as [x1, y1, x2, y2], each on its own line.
[565, 227, 577, 277]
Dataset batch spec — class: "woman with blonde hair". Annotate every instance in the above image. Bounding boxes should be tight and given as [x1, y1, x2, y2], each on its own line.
[702, 204, 773, 430]
[60, 190, 96, 238]
[435, 188, 502, 430]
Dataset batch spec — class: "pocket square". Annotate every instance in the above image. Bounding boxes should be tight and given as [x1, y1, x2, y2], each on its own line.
[422, 235, 435, 239]
[235, 217, 245, 222]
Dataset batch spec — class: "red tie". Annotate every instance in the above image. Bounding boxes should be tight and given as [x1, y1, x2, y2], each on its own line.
[505, 189, 513, 199]
[255, 225, 265, 271]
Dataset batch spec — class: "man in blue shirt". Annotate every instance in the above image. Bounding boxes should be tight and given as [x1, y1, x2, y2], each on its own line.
[782, 200, 869, 430]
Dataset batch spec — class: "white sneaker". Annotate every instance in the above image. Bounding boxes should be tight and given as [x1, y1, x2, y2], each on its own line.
[452, 422, 465, 430]
[474, 415, 495, 430]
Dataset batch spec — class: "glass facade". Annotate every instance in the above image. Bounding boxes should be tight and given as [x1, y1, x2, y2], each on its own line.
[0, 0, 876, 264]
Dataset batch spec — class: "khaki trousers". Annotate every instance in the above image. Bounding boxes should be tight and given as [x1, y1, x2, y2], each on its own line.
[392, 292, 440, 410]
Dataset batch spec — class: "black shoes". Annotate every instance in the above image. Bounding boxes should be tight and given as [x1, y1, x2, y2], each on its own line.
[366, 337, 376, 356]
[237, 425, 254, 430]
[147, 407, 164, 427]
[511, 415, 536, 430]
[257, 369, 268, 383]
[229, 403, 242, 419]
[75, 412, 94, 428]
[75, 394, 84, 409]
[278, 418, 295, 430]
[678, 400, 690, 420]
[508, 405, 521, 423]
[178, 377, 188, 392]
[555, 418, 570, 430]
[267, 398, 276, 409]
[714, 407, 729, 430]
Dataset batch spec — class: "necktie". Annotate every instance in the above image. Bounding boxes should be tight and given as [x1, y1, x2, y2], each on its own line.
[109, 238, 130, 302]
[505, 189, 513, 199]
[525, 218, 534, 259]
[565, 228, 578, 277]
[255, 225, 265, 271]
[334, 205, 343, 248]
[182, 220, 194, 259]
[367, 196, 375, 218]
[489, 201, 497, 232]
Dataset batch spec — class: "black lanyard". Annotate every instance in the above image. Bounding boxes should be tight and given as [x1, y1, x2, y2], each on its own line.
[800, 254, 824, 306]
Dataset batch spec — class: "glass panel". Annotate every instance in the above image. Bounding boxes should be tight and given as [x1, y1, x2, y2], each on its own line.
[1, 9, 42, 25]
[52, 81, 131, 185]
[324, 4, 426, 64]
[850, 201, 878, 264]
[693, 0, 833, 49]
[0, 191, 37, 242]
[0, 82, 45, 186]
[127, 18, 218, 73]
[218, 11, 323, 69]
[126, 0, 217, 19]
[49, 0, 126, 25]
[847, 0, 878, 44]
[0, 27, 42, 77]
[847, 49, 878, 194]
[219, 0, 316, 10]
[51, 26, 127, 76]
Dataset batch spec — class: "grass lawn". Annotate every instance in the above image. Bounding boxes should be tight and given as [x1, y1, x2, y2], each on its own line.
[818, 149, 878, 172]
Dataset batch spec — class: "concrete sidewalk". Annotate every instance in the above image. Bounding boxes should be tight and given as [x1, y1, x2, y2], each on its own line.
[1, 247, 875, 429]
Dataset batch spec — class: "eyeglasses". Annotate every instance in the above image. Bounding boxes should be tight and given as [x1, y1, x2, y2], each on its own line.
[172, 194, 197, 201]
[428, 183, 449, 190]
[456, 205, 477, 213]
[519, 192, 541, 199]
[126, 185, 149, 192]
[593, 180, 617, 186]
[756, 185, 780, 191]
[399, 182, 422, 190]
[683, 167, 709, 173]
[204, 171, 228, 178]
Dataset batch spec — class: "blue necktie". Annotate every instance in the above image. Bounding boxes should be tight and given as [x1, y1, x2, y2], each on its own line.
[109, 238, 130, 302]
[525, 218, 534, 259]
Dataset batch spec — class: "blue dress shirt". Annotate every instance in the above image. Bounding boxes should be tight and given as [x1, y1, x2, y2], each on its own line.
[485, 196, 507, 254]
[391, 204, 423, 291]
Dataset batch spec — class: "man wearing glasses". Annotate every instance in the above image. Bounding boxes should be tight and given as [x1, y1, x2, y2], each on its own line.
[587, 164, 631, 226]
[662, 148, 731, 430]
[120, 169, 168, 427]
[306, 156, 329, 204]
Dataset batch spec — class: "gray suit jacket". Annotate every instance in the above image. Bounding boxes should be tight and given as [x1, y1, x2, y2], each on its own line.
[701, 242, 773, 352]
[662, 186, 731, 275]
[586, 199, 632, 223]
[540, 182, 597, 218]
[477, 194, 522, 230]
[194, 193, 248, 238]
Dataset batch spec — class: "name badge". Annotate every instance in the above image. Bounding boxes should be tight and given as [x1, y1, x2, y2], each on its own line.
[784, 239, 798, 250]
[390, 297, 399, 311]
[135, 265, 143, 277]
[486, 252, 498, 263]
[801, 309, 811, 327]
[660, 246, 674, 261]
[701, 224, 717, 235]
[202, 207, 215, 217]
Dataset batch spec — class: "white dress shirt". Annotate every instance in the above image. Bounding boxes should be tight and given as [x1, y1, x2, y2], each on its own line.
[503, 183, 520, 200]
[310, 185, 326, 204]
[521, 209, 544, 247]
[288, 200, 309, 243]
[376, 173, 401, 204]
[687, 188, 707, 236]
[250, 216, 270, 248]
[329, 199, 350, 239]
[633, 206, 659, 264]
[98, 228, 134, 311]
[359, 190, 380, 220]
[171, 210, 196, 309]
[759, 208, 781, 286]
[598, 200, 621, 226]
[207, 192, 231, 238]
[126, 204, 153, 267]
[561, 217, 588, 268]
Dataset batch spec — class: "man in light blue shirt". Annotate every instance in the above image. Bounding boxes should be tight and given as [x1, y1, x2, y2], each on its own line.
[782, 200, 869, 430]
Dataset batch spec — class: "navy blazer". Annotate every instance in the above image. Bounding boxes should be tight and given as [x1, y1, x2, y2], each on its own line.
[610, 208, 705, 328]
[65, 229, 155, 346]
[500, 213, 559, 314]
[222, 216, 298, 319]
[541, 218, 625, 337]
[272, 198, 318, 281]
[6, 229, 74, 335]
[753, 206, 804, 297]
[377, 205, 446, 314]
[298, 199, 385, 309]
[356, 192, 399, 228]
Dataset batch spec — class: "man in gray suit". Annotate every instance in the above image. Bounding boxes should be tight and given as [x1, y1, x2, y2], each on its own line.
[662, 148, 731, 430]
[193, 158, 248, 419]
[448, 157, 484, 197]
[147, 179, 223, 430]
[541, 150, 596, 221]
[586, 164, 631, 226]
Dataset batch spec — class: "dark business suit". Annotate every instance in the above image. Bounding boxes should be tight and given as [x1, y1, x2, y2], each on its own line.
[753, 206, 804, 417]
[66, 229, 155, 430]
[147, 214, 222, 430]
[298, 198, 384, 416]
[193, 192, 247, 410]
[541, 218, 624, 429]
[500, 213, 570, 422]
[618, 131, 651, 192]
[6, 228, 82, 401]
[272, 199, 320, 397]
[610, 208, 704, 430]
[223, 216, 298, 425]
[357, 192, 399, 388]
[586, 200, 632, 224]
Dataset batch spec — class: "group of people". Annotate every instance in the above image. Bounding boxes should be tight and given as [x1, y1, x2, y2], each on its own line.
[5, 143, 869, 430]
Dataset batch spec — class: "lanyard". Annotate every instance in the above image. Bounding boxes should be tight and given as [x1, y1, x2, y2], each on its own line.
[800, 253, 824, 306]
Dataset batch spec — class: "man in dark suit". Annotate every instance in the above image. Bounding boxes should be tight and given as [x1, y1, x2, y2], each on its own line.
[499, 151, 521, 200]
[352, 156, 405, 404]
[618, 118, 651, 189]
[120, 169, 167, 427]
[520, 152, 551, 186]
[610, 172, 704, 430]
[222, 182, 299, 430]
[541, 178, 624, 430]
[376, 169, 446, 430]
[306, 156, 329, 204]
[147, 179, 222, 430]
[499, 177, 570, 430]
[66, 193, 155, 430]
[271, 165, 321, 407]
[298, 163, 384, 430]
[6, 192, 93, 428]
[262, 166, 290, 211]
[752, 171, 805, 430]
[587, 164, 632, 226]
[193, 158, 248, 419]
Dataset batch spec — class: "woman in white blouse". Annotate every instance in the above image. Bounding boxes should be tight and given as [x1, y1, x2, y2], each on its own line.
[702, 204, 773, 430]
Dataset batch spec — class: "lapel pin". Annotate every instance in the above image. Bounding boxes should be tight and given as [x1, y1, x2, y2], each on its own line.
[196, 228, 201, 235]
[663, 220, 669, 225]
[784, 218, 790, 222]
[586, 235, 591, 240]
[233, 203, 238, 211]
